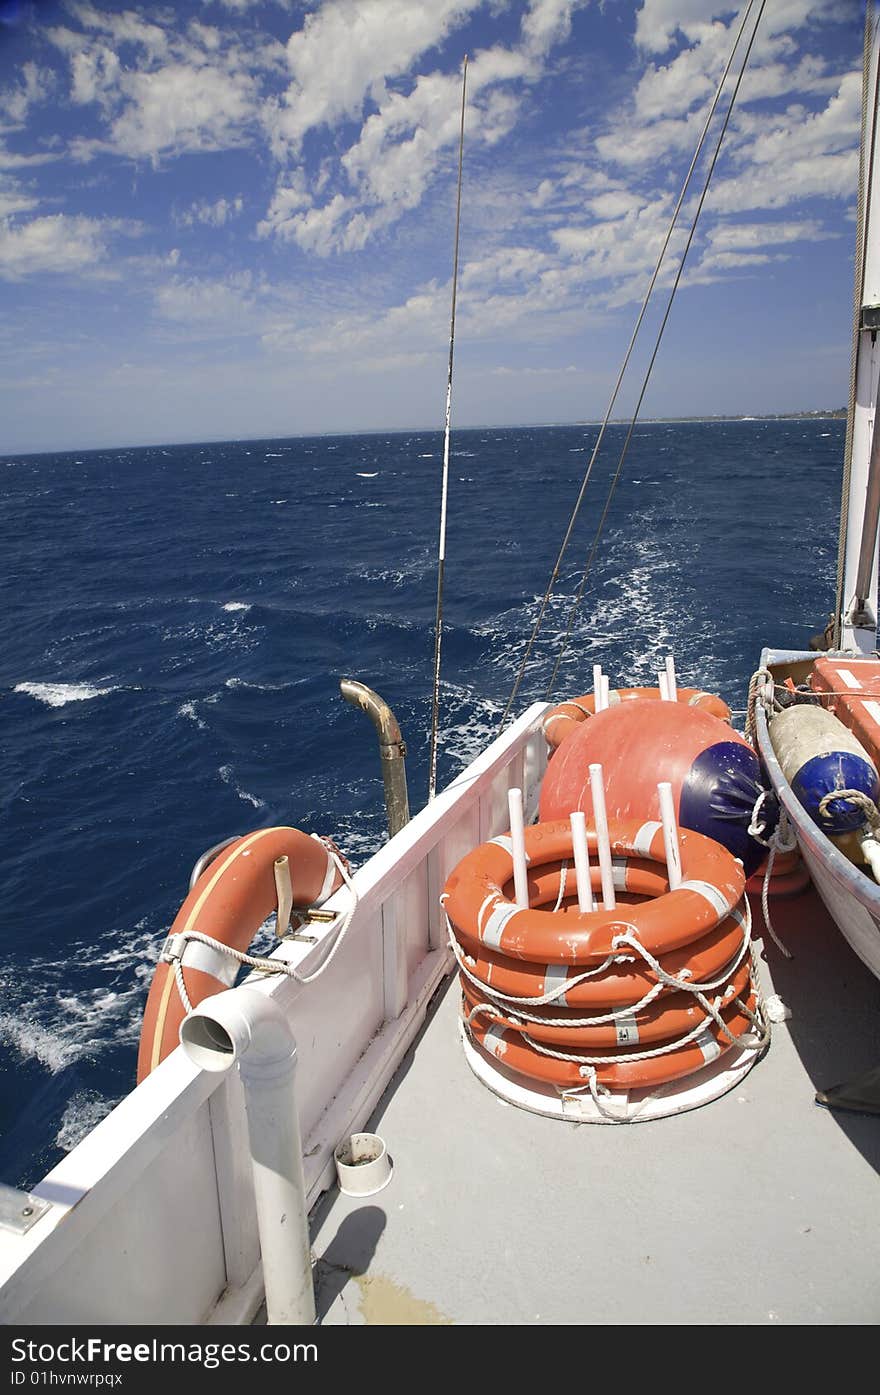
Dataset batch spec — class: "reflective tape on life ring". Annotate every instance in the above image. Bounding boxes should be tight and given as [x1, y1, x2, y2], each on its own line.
[466, 990, 758, 1091]
[542, 687, 731, 750]
[462, 957, 752, 1049]
[444, 818, 745, 965]
[459, 906, 750, 1009]
[137, 826, 344, 1082]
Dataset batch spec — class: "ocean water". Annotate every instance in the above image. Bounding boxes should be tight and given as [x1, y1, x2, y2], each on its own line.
[0, 419, 842, 1186]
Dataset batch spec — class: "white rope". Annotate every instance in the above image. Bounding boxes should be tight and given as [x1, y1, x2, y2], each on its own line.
[745, 665, 776, 745]
[758, 809, 797, 960]
[448, 894, 756, 1041]
[168, 837, 358, 1015]
[551, 861, 569, 913]
[518, 989, 767, 1068]
[818, 787, 880, 830]
[747, 789, 773, 847]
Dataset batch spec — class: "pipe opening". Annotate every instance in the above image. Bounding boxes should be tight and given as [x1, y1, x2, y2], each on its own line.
[180, 1014, 236, 1071]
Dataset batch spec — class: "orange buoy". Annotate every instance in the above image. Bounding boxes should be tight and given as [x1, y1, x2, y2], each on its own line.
[137, 826, 344, 1081]
[539, 699, 775, 877]
[543, 686, 731, 751]
[746, 847, 810, 898]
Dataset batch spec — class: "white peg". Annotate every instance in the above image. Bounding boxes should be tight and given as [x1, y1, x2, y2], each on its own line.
[508, 787, 530, 909]
[588, 764, 616, 910]
[570, 811, 597, 913]
[658, 669, 671, 701]
[665, 655, 678, 703]
[593, 664, 605, 712]
[657, 781, 682, 890]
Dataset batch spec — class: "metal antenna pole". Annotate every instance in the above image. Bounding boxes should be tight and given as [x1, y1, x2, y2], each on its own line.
[428, 54, 468, 802]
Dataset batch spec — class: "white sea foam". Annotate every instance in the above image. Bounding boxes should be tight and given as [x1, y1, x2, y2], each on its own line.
[357, 472, 378, 478]
[177, 700, 206, 728]
[14, 681, 119, 708]
[0, 1012, 76, 1073]
[55, 1090, 117, 1152]
[0, 918, 162, 1075]
[218, 764, 265, 808]
[222, 602, 251, 612]
[224, 676, 287, 691]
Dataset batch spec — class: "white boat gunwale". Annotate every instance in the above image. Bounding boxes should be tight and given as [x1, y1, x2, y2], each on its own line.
[0, 702, 549, 1326]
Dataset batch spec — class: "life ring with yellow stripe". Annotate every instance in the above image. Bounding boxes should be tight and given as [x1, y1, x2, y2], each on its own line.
[137, 826, 344, 1081]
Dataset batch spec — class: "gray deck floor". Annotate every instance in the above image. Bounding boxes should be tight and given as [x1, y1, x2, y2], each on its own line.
[310, 890, 880, 1325]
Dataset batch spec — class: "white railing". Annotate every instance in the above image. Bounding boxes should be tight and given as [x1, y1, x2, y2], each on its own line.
[0, 703, 548, 1325]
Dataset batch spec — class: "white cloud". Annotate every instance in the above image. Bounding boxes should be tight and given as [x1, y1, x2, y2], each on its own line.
[262, 1, 583, 253]
[177, 196, 245, 228]
[706, 217, 832, 250]
[0, 184, 39, 219]
[49, 9, 284, 165]
[0, 63, 55, 125]
[0, 214, 123, 280]
[265, 0, 486, 153]
[633, 0, 847, 56]
[155, 271, 261, 327]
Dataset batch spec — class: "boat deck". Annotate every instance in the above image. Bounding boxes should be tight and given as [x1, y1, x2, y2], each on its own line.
[308, 887, 880, 1326]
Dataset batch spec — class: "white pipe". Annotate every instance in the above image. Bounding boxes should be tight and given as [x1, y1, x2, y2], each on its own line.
[179, 986, 315, 1326]
[588, 764, 616, 910]
[658, 670, 671, 701]
[593, 664, 605, 712]
[508, 787, 530, 909]
[570, 811, 596, 912]
[657, 781, 682, 890]
[665, 654, 678, 703]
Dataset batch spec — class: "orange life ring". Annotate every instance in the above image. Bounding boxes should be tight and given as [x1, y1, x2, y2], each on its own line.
[444, 818, 744, 965]
[458, 908, 750, 1009]
[461, 958, 752, 1049]
[137, 826, 344, 1082]
[467, 991, 757, 1091]
[542, 686, 731, 751]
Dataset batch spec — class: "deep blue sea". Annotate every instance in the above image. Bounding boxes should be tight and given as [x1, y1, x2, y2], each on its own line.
[0, 419, 843, 1187]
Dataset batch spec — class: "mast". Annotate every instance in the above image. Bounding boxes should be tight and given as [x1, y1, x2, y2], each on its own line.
[838, 4, 880, 653]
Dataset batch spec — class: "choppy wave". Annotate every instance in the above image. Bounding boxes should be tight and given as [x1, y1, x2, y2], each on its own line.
[56, 1090, 119, 1153]
[218, 764, 265, 809]
[14, 682, 120, 708]
[0, 419, 844, 1189]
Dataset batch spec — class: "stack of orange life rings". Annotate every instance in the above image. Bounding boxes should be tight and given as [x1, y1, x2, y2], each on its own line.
[443, 817, 764, 1097]
[542, 686, 731, 752]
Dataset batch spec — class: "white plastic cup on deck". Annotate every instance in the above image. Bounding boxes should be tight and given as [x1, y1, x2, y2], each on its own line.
[334, 1133, 393, 1197]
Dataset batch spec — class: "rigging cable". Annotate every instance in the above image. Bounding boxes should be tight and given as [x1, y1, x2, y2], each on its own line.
[428, 53, 468, 802]
[498, 0, 758, 729]
[544, 0, 768, 699]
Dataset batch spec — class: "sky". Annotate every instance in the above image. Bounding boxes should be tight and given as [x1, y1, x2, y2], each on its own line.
[0, 0, 867, 453]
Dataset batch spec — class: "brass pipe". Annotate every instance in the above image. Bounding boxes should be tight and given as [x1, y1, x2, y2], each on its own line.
[340, 679, 410, 837]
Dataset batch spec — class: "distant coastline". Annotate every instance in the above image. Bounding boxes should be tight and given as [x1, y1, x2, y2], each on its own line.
[628, 408, 847, 423]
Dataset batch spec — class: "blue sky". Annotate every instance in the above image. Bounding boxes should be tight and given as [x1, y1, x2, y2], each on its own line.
[0, 0, 865, 452]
